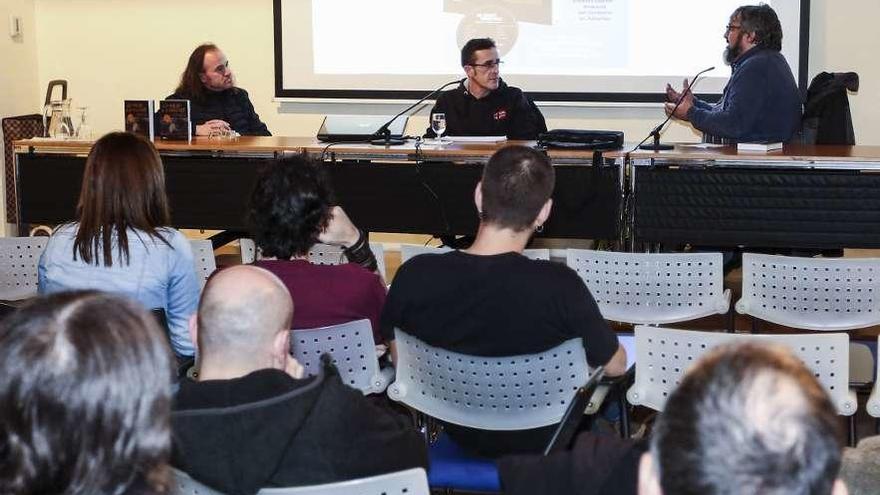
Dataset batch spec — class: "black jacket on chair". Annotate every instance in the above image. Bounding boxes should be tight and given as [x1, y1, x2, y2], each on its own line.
[171, 361, 427, 495]
[802, 71, 859, 145]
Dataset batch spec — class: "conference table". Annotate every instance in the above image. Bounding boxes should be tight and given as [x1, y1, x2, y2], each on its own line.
[11, 137, 622, 241]
[604, 144, 880, 250]
[14, 137, 880, 250]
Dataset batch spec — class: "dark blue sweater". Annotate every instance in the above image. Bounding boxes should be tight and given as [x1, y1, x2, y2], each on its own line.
[689, 48, 802, 143]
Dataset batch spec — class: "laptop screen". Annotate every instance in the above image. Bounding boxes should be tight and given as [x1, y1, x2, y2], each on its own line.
[317, 115, 408, 140]
[617, 333, 636, 371]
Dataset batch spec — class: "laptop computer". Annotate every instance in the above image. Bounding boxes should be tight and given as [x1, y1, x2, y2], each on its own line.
[316, 115, 409, 143]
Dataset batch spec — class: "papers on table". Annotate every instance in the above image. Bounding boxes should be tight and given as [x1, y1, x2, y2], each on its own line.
[445, 135, 508, 143]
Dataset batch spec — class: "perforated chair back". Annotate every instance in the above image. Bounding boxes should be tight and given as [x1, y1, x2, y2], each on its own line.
[400, 245, 452, 264]
[239, 240, 386, 281]
[189, 240, 216, 290]
[291, 319, 390, 394]
[866, 335, 880, 418]
[566, 249, 731, 325]
[0, 236, 48, 300]
[627, 325, 856, 416]
[308, 243, 346, 265]
[259, 468, 430, 495]
[239, 237, 257, 264]
[400, 245, 550, 264]
[388, 330, 589, 430]
[736, 253, 880, 331]
[171, 468, 224, 495]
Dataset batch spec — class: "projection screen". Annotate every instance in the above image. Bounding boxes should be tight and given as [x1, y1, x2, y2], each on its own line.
[274, 0, 809, 103]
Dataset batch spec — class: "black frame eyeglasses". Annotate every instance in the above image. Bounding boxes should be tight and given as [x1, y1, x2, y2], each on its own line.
[468, 59, 503, 70]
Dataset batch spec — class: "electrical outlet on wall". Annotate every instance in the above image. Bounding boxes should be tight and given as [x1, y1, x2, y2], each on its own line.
[9, 15, 22, 39]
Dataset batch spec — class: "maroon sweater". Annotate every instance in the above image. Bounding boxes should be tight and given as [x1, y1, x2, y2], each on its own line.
[254, 259, 386, 343]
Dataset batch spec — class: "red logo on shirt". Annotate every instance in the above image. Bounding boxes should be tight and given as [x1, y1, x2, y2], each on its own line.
[494, 109, 508, 121]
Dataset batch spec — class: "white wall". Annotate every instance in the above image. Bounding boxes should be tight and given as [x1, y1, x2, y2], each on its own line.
[27, 0, 880, 145]
[0, 0, 38, 235]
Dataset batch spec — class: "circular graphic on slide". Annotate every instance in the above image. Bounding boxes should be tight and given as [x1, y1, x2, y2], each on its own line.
[456, 5, 518, 57]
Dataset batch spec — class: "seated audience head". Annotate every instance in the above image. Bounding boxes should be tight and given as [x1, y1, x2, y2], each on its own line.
[175, 43, 235, 100]
[640, 342, 847, 495]
[193, 265, 294, 379]
[461, 37, 501, 96]
[75, 131, 171, 267]
[477, 145, 555, 233]
[725, 4, 783, 64]
[0, 291, 174, 494]
[248, 156, 333, 260]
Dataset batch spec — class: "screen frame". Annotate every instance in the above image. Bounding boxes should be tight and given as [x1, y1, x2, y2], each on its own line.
[273, 0, 810, 103]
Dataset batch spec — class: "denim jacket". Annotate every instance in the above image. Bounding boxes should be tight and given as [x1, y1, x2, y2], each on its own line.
[38, 223, 200, 356]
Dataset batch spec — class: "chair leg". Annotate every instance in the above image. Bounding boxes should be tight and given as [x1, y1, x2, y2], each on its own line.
[618, 392, 630, 438]
[848, 415, 857, 447]
[726, 306, 735, 333]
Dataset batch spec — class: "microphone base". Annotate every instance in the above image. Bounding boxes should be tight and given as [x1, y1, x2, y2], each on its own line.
[370, 137, 407, 146]
[639, 142, 675, 151]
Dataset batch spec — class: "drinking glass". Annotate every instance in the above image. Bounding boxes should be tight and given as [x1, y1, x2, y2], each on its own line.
[75, 106, 93, 140]
[431, 113, 447, 145]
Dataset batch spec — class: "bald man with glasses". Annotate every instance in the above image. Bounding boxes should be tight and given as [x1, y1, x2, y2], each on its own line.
[425, 37, 547, 140]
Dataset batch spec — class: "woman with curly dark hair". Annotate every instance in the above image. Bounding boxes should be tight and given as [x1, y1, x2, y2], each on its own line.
[0, 291, 174, 495]
[248, 155, 386, 343]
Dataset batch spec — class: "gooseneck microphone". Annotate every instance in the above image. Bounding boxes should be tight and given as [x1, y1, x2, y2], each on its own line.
[635, 66, 715, 151]
[371, 78, 466, 146]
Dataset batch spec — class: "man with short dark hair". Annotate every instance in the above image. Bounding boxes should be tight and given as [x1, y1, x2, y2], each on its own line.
[169, 43, 271, 137]
[665, 4, 802, 143]
[640, 342, 848, 495]
[380, 145, 626, 458]
[172, 265, 426, 494]
[425, 38, 547, 140]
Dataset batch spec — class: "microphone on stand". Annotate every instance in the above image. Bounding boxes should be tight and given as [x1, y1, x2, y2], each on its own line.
[371, 78, 465, 146]
[636, 66, 715, 151]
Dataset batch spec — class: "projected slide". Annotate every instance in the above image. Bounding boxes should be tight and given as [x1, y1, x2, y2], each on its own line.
[277, 0, 807, 101]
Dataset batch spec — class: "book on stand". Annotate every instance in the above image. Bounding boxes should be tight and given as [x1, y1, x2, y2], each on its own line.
[124, 100, 155, 140]
[157, 99, 192, 141]
[737, 141, 784, 152]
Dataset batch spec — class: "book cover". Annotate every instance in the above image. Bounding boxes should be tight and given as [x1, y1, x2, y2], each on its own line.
[737, 141, 783, 152]
[124, 100, 154, 140]
[157, 99, 191, 141]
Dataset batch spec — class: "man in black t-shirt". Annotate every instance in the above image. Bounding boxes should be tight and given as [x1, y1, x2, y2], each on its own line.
[380, 145, 626, 458]
[424, 38, 547, 140]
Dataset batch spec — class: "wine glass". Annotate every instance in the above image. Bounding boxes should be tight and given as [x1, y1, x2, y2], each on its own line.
[75, 106, 93, 140]
[431, 113, 447, 146]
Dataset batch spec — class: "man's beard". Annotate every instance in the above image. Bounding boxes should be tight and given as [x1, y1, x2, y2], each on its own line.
[723, 33, 744, 65]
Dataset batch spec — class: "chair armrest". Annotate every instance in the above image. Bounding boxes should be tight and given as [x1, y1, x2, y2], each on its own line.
[867, 385, 880, 418]
[584, 367, 635, 415]
[370, 365, 396, 394]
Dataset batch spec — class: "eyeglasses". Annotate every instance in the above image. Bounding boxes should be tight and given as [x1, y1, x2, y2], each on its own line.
[725, 24, 742, 33]
[209, 61, 231, 75]
[468, 59, 503, 70]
